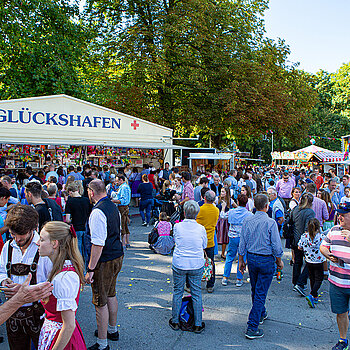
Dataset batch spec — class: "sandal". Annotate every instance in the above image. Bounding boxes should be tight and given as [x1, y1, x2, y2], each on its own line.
[221, 254, 226, 260]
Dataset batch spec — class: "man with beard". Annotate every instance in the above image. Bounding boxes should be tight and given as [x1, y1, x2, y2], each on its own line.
[0, 204, 52, 349]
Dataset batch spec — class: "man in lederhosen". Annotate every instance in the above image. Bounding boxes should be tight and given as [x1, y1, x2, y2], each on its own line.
[0, 204, 52, 349]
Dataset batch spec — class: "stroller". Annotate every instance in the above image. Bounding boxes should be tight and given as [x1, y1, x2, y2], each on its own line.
[150, 198, 176, 225]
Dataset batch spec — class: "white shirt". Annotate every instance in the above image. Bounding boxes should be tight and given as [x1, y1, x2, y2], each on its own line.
[88, 208, 107, 246]
[52, 260, 80, 312]
[0, 232, 52, 306]
[246, 198, 254, 211]
[340, 196, 350, 204]
[172, 219, 207, 270]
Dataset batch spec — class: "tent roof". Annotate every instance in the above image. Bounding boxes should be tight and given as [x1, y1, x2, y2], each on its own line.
[292, 145, 332, 154]
[313, 151, 345, 163]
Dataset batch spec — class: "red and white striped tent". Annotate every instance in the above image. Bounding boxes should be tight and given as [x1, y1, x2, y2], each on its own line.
[314, 151, 345, 163]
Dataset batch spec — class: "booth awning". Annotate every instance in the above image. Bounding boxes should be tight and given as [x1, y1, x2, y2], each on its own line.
[0, 95, 187, 150]
[189, 153, 234, 160]
[0, 138, 186, 150]
[314, 151, 345, 163]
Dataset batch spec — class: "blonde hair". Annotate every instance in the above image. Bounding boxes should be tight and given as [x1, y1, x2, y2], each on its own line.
[43, 221, 85, 284]
[65, 175, 75, 190]
[162, 180, 170, 193]
[75, 180, 84, 195]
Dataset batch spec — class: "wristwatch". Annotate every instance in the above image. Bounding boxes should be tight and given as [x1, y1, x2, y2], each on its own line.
[87, 268, 95, 273]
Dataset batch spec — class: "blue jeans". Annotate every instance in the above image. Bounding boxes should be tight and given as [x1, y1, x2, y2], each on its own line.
[247, 253, 275, 331]
[172, 265, 204, 326]
[223, 237, 244, 280]
[75, 230, 84, 257]
[139, 199, 153, 224]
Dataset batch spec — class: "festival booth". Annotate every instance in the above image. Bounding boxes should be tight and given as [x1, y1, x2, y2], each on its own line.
[188, 153, 234, 174]
[272, 144, 345, 174]
[340, 135, 350, 174]
[0, 95, 182, 171]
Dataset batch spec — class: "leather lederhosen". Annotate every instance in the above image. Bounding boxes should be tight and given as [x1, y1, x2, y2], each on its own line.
[5, 241, 45, 350]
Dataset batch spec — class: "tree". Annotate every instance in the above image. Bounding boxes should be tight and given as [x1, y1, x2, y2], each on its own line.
[331, 62, 350, 118]
[85, 0, 316, 148]
[0, 0, 91, 99]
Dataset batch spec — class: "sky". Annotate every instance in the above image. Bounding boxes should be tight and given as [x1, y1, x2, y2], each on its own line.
[263, 0, 350, 74]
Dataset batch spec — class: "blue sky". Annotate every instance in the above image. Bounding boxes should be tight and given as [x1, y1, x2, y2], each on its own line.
[263, 0, 350, 74]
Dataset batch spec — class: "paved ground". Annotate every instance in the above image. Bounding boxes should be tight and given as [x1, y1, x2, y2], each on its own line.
[0, 207, 340, 349]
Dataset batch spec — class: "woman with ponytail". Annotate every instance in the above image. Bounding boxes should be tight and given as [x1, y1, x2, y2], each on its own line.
[298, 218, 326, 308]
[37, 221, 86, 350]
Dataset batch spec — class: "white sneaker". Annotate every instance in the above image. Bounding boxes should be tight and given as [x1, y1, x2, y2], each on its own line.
[222, 278, 228, 286]
[236, 279, 243, 287]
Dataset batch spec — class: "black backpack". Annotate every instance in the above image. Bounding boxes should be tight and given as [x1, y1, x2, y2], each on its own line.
[148, 226, 159, 245]
[179, 295, 195, 331]
[43, 198, 64, 222]
[283, 206, 295, 239]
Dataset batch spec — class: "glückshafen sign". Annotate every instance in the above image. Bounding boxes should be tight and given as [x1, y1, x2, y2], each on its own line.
[0, 95, 173, 149]
[0, 108, 122, 129]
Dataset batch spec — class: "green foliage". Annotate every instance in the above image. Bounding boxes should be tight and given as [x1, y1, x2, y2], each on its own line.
[331, 62, 350, 118]
[84, 0, 316, 149]
[0, 0, 91, 99]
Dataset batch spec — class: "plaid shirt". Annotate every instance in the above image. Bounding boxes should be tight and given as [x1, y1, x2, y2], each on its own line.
[181, 181, 194, 201]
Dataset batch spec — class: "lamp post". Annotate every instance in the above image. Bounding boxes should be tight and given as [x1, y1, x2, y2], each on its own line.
[271, 131, 274, 153]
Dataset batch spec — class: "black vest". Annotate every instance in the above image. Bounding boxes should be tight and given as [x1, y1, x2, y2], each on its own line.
[86, 197, 124, 262]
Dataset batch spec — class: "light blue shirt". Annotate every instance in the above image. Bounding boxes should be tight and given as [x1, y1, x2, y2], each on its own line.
[339, 183, 349, 199]
[325, 188, 340, 208]
[116, 182, 131, 206]
[239, 211, 283, 258]
[45, 171, 58, 180]
[194, 185, 202, 202]
[66, 171, 84, 181]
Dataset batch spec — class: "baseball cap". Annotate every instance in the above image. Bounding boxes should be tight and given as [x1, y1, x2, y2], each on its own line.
[336, 202, 350, 214]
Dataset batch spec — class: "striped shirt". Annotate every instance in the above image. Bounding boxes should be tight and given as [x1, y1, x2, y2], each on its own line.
[238, 211, 283, 258]
[321, 225, 350, 288]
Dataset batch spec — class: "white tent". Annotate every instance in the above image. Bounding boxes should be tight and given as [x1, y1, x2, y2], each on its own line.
[188, 153, 234, 160]
[292, 145, 331, 154]
[0, 94, 181, 163]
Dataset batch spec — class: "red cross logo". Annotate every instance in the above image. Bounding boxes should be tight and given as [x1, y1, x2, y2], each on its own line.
[131, 120, 139, 130]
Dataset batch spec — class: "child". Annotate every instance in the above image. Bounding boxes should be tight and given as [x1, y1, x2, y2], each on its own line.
[340, 187, 350, 205]
[37, 221, 86, 350]
[298, 218, 326, 308]
[152, 212, 174, 255]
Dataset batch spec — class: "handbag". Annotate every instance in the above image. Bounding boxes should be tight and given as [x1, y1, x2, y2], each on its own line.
[202, 251, 213, 282]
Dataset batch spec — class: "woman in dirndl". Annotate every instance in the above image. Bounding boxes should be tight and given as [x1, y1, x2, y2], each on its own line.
[215, 187, 232, 259]
[129, 167, 142, 207]
[37, 221, 86, 350]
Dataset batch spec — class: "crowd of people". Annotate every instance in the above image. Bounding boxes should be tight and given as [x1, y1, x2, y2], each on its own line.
[0, 162, 350, 349]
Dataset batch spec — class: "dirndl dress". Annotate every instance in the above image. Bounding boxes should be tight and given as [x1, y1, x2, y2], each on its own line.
[152, 221, 174, 255]
[130, 172, 142, 198]
[38, 262, 86, 350]
[216, 203, 229, 245]
[323, 205, 335, 231]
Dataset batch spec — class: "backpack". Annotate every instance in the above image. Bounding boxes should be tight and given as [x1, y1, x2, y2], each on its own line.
[179, 296, 195, 331]
[148, 226, 159, 245]
[283, 206, 295, 239]
[43, 198, 64, 222]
